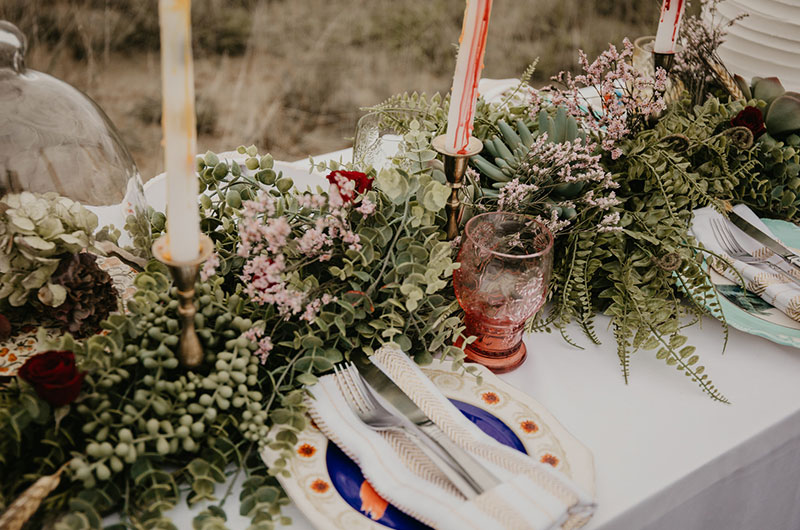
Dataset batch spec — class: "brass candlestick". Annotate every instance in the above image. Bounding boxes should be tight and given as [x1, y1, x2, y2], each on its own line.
[152, 234, 214, 368]
[650, 51, 676, 126]
[652, 51, 675, 74]
[432, 135, 483, 240]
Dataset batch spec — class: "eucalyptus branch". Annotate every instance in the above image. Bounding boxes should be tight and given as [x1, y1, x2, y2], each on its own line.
[367, 201, 410, 297]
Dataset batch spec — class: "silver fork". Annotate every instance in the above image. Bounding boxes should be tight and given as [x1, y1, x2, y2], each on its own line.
[333, 363, 483, 498]
[710, 218, 755, 261]
[710, 218, 800, 286]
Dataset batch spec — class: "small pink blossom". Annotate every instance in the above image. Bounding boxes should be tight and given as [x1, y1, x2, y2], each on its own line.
[241, 254, 306, 316]
[355, 198, 376, 216]
[499, 134, 617, 233]
[327, 183, 344, 209]
[264, 217, 290, 254]
[544, 38, 666, 155]
[499, 178, 539, 210]
[200, 252, 220, 281]
[235, 186, 361, 323]
[238, 192, 278, 257]
[244, 328, 274, 364]
[535, 210, 571, 234]
[598, 212, 622, 232]
[528, 89, 544, 118]
[300, 293, 337, 322]
[583, 190, 620, 210]
[297, 227, 329, 256]
[297, 192, 328, 210]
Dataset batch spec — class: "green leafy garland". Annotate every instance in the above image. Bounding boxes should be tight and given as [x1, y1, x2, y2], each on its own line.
[368, 86, 767, 402]
[0, 141, 470, 528]
[1, 270, 287, 529]
[573, 96, 758, 399]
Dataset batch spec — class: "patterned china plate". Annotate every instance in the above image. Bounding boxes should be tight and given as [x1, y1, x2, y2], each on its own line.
[705, 219, 800, 348]
[261, 359, 595, 530]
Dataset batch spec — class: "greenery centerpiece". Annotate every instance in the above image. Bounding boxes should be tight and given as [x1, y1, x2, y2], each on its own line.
[370, 37, 765, 402]
[0, 147, 467, 529]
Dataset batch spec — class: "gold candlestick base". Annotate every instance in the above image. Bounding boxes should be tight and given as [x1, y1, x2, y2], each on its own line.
[432, 135, 484, 240]
[652, 51, 675, 73]
[650, 51, 676, 126]
[152, 234, 214, 368]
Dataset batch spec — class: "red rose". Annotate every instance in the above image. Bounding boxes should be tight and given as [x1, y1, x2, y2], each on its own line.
[0, 313, 11, 340]
[18, 350, 84, 407]
[731, 106, 767, 139]
[325, 170, 373, 203]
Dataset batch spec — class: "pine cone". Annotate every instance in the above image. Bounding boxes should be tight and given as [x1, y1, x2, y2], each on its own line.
[43, 253, 118, 338]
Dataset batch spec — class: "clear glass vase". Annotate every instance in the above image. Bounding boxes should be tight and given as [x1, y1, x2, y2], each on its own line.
[0, 21, 151, 258]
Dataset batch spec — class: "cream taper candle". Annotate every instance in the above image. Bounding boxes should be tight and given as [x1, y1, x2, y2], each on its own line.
[159, 0, 200, 261]
[654, 0, 686, 54]
[444, 0, 493, 154]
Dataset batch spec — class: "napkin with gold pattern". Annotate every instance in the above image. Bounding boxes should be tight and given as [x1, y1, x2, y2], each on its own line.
[692, 205, 800, 321]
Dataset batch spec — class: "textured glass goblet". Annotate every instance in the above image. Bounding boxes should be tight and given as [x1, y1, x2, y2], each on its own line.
[453, 212, 554, 373]
[633, 36, 656, 75]
[353, 110, 409, 171]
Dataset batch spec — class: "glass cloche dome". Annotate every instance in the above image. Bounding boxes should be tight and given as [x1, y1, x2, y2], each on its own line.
[0, 20, 151, 258]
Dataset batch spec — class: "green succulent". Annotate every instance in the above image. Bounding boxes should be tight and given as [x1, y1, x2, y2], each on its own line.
[735, 76, 800, 137]
[731, 77, 800, 217]
[0, 192, 102, 309]
[470, 106, 588, 221]
[472, 106, 585, 188]
[744, 131, 800, 218]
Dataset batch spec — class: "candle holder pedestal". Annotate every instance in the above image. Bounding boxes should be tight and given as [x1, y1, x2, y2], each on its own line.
[653, 51, 676, 73]
[649, 51, 677, 126]
[432, 135, 483, 240]
[152, 234, 214, 368]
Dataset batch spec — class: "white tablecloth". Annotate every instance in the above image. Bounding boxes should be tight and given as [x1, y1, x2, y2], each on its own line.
[145, 150, 800, 530]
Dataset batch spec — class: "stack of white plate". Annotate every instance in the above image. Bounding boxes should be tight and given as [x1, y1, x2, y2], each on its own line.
[710, 0, 800, 92]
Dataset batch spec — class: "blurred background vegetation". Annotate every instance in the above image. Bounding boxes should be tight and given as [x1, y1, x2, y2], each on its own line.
[1, 0, 654, 178]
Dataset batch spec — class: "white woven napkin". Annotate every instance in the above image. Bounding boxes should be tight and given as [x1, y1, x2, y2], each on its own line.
[692, 205, 800, 321]
[306, 345, 595, 530]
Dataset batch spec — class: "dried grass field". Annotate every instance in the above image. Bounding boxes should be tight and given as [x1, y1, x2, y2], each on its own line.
[1, 0, 653, 179]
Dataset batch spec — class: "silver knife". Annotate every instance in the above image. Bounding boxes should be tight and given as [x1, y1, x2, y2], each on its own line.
[728, 210, 800, 272]
[356, 360, 501, 494]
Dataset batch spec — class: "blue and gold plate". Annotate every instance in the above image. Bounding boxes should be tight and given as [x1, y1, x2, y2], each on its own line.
[261, 359, 595, 530]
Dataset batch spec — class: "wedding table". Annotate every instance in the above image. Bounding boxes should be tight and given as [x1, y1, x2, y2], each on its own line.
[142, 145, 800, 530]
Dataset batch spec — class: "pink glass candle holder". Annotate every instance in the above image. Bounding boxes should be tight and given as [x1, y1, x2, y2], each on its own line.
[453, 212, 553, 373]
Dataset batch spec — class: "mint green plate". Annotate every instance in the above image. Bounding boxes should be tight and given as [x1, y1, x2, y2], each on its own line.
[706, 219, 800, 348]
